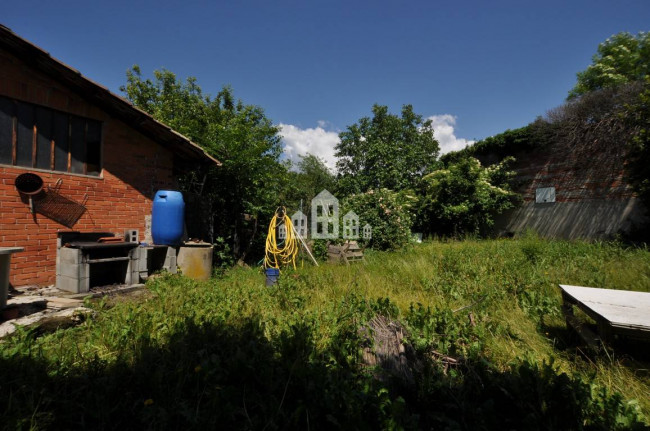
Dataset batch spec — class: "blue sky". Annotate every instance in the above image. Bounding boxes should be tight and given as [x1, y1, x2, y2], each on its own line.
[4, 0, 650, 169]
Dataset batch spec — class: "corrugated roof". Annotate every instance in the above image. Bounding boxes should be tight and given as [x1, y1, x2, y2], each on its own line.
[0, 24, 220, 167]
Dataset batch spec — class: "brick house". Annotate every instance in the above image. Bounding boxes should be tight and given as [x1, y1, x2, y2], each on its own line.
[0, 25, 219, 287]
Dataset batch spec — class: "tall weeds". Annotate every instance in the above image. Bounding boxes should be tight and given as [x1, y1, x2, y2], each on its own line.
[1, 236, 648, 429]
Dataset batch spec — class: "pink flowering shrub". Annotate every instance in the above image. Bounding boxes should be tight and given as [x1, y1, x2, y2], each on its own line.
[341, 188, 415, 250]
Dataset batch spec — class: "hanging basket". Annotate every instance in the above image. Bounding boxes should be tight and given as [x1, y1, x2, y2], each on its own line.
[14, 173, 44, 196]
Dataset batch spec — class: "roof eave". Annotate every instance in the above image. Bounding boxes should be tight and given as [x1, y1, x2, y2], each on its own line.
[0, 24, 220, 168]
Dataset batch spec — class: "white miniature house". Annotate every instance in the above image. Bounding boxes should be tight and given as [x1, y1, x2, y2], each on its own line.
[311, 189, 339, 239]
[343, 211, 359, 239]
[363, 223, 372, 240]
[291, 210, 308, 238]
[278, 224, 287, 240]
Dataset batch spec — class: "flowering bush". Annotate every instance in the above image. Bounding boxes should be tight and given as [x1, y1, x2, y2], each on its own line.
[416, 157, 518, 237]
[341, 188, 415, 250]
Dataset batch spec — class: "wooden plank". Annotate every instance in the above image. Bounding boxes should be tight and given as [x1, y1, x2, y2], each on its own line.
[31, 124, 37, 167]
[0, 247, 24, 255]
[559, 285, 650, 331]
[561, 289, 607, 347]
[561, 289, 604, 330]
[45, 297, 83, 305]
[44, 296, 84, 309]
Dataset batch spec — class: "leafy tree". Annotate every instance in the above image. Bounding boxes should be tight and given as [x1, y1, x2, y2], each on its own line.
[568, 31, 650, 100]
[567, 32, 650, 211]
[121, 66, 210, 142]
[624, 77, 650, 209]
[335, 104, 440, 195]
[285, 154, 336, 212]
[416, 157, 517, 237]
[121, 66, 287, 260]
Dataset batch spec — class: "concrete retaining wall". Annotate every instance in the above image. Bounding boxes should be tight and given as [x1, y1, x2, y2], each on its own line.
[495, 198, 647, 239]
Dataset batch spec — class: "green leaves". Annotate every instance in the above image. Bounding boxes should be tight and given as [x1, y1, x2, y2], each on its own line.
[284, 154, 336, 211]
[335, 104, 440, 195]
[623, 77, 650, 215]
[121, 66, 286, 257]
[417, 157, 517, 237]
[568, 32, 650, 99]
[342, 188, 415, 250]
[121, 66, 210, 143]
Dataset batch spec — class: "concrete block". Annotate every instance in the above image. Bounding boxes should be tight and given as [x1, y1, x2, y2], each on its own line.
[165, 247, 177, 274]
[136, 246, 177, 281]
[135, 248, 147, 273]
[56, 274, 88, 294]
[57, 262, 88, 279]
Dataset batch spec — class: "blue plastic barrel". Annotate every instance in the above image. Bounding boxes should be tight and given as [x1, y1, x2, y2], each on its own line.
[152, 190, 185, 245]
[265, 268, 280, 286]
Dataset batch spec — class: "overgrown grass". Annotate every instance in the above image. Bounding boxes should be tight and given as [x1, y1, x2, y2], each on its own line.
[1, 236, 649, 429]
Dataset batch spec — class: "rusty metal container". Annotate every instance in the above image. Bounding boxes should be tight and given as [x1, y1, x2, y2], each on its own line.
[177, 242, 213, 281]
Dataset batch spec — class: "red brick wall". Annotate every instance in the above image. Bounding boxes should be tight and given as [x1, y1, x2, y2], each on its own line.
[1, 48, 176, 286]
[486, 138, 646, 239]
[510, 138, 635, 203]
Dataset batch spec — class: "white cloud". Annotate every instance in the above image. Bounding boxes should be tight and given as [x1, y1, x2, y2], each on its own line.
[279, 123, 340, 171]
[279, 115, 472, 171]
[427, 115, 474, 154]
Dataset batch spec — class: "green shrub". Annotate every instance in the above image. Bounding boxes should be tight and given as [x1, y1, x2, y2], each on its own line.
[310, 238, 329, 261]
[416, 157, 518, 237]
[342, 188, 415, 250]
[212, 236, 234, 277]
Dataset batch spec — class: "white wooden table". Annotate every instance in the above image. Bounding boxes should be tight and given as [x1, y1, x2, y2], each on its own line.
[559, 284, 650, 345]
[1, 247, 24, 309]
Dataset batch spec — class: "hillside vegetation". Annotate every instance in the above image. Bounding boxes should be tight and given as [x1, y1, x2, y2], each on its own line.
[2, 236, 649, 429]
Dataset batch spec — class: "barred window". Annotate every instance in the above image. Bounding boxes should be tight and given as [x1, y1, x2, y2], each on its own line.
[0, 96, 102, 176]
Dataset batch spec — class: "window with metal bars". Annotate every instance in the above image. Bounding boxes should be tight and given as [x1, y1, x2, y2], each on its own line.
[0, 96, 102, 176]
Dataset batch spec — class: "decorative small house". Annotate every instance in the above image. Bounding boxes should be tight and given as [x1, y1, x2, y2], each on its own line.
[342, 210, 359, 239]
[363, 223, 372, 240]
[278, 224, 287, 240]
[311, 189, 339, 239]
[291, 210, 308, 238]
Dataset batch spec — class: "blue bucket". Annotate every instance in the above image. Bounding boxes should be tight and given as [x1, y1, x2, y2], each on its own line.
[265, 268, 280, 286]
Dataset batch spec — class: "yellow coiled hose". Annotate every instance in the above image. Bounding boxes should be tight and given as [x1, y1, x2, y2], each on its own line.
[264, 207, 299, 270]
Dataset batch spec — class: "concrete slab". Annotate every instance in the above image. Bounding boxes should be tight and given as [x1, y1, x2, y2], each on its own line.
[0, 307, 93, 339]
